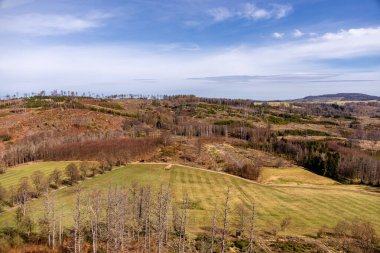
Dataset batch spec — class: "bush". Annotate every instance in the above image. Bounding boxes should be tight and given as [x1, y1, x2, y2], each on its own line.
[273, 240, 314, 253]
[234, 239, 249, 250]
[351, 220, 377, 251]
[0, 135, 11, 142]
[334, 220, 350, 237]
[224, 162, 262, 181]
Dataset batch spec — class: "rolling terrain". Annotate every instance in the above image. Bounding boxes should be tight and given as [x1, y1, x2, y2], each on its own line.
[1, 162, 379, 237]
[0, 95, 379, 252]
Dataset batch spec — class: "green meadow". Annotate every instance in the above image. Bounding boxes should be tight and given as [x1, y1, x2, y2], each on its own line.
[0, 162, 379, 236]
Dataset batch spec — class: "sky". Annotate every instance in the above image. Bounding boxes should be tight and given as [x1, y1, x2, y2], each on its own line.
[0, 0, 379, 100]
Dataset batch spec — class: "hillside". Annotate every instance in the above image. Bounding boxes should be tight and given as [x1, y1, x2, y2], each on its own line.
[294, 93, 380, 102]
[0, 162, 379, 252]
[0, 95, 379, 251]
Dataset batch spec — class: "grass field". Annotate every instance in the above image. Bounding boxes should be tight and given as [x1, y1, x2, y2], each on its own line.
[259, 167, 338, 185]
[0, 162, 379, 237]
[0, 161, 74, 189]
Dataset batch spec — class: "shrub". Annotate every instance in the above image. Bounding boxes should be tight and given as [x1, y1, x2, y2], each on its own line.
[351, 220, 377, 251]
[0, 135, 11, 142]
[234, 239, 249, 250]
[273, 240, 314, 253]
[224, 162, 262, 181]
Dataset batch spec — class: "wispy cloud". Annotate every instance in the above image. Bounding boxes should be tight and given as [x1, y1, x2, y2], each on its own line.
[208, 7, 233, 22]
[0, 11, 113, 36]
[292, 29, 304, 38]
[272, 32, 284, 38]
[207, 2, 293, 23]
[189, 74, 338, 83]
[240, 3, 272, 20]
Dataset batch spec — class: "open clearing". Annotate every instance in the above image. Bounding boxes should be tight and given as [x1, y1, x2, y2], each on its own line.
[0, 162, 379, 236]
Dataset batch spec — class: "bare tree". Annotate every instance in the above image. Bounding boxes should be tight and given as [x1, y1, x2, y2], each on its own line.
[235, 203, 248, 238]
[248, 203, 255, 253]
[17, 177, 32, 216]
[143, 186, 152, 253]
[221, 187, 231, 253]
[73, 186, 82, 253]
[210, 206, 217, 253]
[87, 190, 102, 253]
[157, 185, 170, 253]
[177, 192, 189, 253]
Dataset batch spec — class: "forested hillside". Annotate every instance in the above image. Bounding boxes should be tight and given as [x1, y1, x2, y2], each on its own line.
[0, 93, 380, 252]
[1, 93, 379, 185]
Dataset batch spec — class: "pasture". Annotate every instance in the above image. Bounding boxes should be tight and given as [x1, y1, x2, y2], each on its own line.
[0, 162, 379, 236]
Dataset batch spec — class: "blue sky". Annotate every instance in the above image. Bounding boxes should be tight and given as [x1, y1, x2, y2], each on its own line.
[0, 0, 379, 99]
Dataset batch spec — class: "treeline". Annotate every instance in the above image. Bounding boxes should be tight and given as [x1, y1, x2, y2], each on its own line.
[167, 121, 380, 185]
[1, 132, 160, 169]
[23, 96, 137, 118]
[270, 139, 380, 185]
[1, 180, 378, 252]
[0, 183, 259, 253]
[44, 138, 159, 165]
[171, 123, 271, 142]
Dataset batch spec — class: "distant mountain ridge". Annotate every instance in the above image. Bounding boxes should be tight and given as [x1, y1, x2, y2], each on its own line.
[293, 93, 380, 102]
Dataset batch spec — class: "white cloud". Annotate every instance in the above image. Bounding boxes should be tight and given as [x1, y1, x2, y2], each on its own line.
[0, 11, 113, 36]
[292, 29, 304, 38]
[208, 7, 233, 22]
[271, 4, 293, 19]
[0, 27, 379, 97]
[272, 32, 284, 38]
[240, 3, 271, 20]
[207, 3, 293, 23]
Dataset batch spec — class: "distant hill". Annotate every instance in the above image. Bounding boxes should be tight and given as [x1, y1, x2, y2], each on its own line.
[294, 93, 380, 102]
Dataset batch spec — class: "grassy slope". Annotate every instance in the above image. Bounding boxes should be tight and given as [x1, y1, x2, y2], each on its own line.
[259, 167, 338, 185]
[0, 161, 73, 189]
[0, 163, 379, 237]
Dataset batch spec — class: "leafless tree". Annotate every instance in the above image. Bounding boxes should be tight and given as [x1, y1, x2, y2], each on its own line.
[156, 184, 171, 253]
[248, 203, 255, 253]
[73, 186, 82, 253]
[87, 190, 102, 253]
[221, 186, 231, 253]
[210, 206, 217, 253]
[17, 177, 32, 216]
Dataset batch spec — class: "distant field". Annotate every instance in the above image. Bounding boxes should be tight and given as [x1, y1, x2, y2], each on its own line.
[0, 163, 379, 237]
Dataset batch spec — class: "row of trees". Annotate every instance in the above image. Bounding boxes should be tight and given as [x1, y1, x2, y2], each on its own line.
[0, 162, 108, 213]
[2, 183, 258, 253]
[1, 133, 159, 168]
[271, 139, 380, 185]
